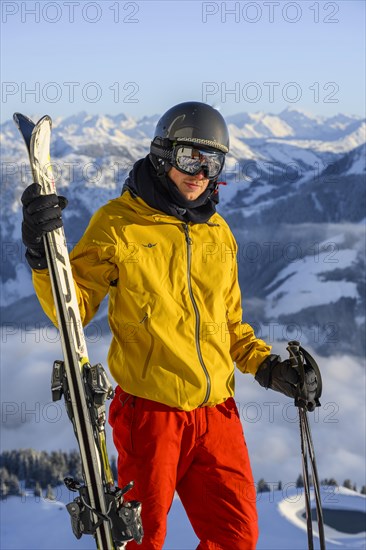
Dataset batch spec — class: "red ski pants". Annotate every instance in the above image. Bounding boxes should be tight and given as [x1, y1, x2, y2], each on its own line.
[109, 387, 258, 550]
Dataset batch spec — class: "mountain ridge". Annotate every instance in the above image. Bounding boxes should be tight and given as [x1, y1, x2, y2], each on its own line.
[1, 109, 365, 357]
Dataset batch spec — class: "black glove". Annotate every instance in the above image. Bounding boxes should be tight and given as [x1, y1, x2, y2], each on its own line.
[21, 183, 68, 269]
[255, 354, 319, 410]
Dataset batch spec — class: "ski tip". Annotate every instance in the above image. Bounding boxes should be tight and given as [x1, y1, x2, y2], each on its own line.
[37, 114, 53, 130]
[13, 112, 34, 127]
[13, 112, 22, 129]
[13, 113, 52, 131]
[13, 113, 38, 134]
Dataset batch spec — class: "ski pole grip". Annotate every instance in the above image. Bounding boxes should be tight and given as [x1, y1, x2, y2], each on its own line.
[287, 340, 310, 409]
[286, 340, 301, 368]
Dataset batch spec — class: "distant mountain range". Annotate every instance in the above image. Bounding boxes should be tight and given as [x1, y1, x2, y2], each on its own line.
[1, 108, 365, 356]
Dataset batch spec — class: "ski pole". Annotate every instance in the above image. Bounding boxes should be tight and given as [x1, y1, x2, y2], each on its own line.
[287, 341, 326, 550]
[302, 410, 326, 548]
[299, 409, 314, 550]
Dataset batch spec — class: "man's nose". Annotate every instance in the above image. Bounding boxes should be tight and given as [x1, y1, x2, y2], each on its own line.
[195, 169, 206, 179]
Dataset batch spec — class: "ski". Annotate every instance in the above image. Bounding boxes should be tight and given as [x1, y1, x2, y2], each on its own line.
[14, 113, 143, 549]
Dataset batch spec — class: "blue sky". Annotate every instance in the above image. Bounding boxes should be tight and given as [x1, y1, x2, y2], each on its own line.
[1, 0, 365, 121]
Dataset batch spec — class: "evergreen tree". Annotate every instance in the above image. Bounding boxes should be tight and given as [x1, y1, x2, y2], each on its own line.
[49, 451, 67, 486]
[257, 479, 270, 493]
[296, 474, 304, 488]
[34, 481, 42, 498]
[360, 486, 366, 495]
[0, 449, 83, 490]
[67, 450, 82, 481]
[343, 479, 352, 490]
[0, 479, 8, 499]
[0, 468, 9, 499]
[7, 474, 21, 496]
[321, 478, 338, 486]
[45, 484, 56, 500]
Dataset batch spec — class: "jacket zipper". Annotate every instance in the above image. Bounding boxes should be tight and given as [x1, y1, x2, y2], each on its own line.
[183, 223, 211, 406]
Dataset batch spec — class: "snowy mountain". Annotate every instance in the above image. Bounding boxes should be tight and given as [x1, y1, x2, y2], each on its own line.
[226, 107, 364, 142]
[1, 109, 365, 357]
[1, 109, 365, 550]
[1, 485, 365, 549]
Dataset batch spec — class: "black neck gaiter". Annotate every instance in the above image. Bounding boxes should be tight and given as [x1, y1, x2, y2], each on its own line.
[122, 156, 218, 224]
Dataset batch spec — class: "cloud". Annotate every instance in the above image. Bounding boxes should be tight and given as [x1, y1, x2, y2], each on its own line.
[233, 345, 366, 487]
[1, 333, 365, 488]
[0, 328, 113, 454]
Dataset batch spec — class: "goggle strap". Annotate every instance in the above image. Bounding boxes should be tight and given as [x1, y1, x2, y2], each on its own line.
[150, 142, 172, 160]
[175, 137, 228, 154]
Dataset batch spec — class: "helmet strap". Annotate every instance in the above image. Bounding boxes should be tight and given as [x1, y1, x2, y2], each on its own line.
[150, 137, 172, 161]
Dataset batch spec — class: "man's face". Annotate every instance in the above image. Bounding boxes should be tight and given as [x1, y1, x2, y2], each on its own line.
[168, 166, 210, 201]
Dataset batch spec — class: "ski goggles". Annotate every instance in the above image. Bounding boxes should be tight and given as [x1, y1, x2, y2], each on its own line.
[171, 145, 225, 179]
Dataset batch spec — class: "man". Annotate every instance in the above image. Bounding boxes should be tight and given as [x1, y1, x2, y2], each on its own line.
[21, 102, 317, 549]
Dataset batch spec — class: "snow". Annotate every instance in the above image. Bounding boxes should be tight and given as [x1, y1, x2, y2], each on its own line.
[256, 114, 295, 138]
[1, 325, 366, 548]
[1, 491, 90, 550]
[1, 107, 365, 547]
[278, 487, 366, 548]
[345, 144, 366, 176]
[226, 108, 362, 143]
[2, 329, 366, 549]
[224, 127, 258, 158]
[347, 154, 365, 175]
[264, 140, 322, 167]
[1, 486, 365, 549]
[227, 113, 295, 139]
[266, 121, 366, 155]
[265, 248, 359, 317]
[280, 106, 322, 121]
[311, 192, 324, 213]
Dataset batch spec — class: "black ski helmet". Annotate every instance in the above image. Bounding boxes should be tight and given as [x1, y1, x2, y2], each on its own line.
[150, 101, 230, 162]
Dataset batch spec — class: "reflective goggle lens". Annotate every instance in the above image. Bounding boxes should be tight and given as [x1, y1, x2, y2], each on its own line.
[173, 146, 225, 178]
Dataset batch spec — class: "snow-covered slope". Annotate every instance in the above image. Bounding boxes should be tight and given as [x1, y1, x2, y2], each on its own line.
[265, 242, 359, 317]
[1, 108, 365, 358]
[1, 486, 364, 549]
[226, 107, 363, 142]
[1, 109, 365, 550]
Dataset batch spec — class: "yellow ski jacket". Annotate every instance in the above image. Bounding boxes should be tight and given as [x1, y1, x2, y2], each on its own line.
[33, 190, 271, 410]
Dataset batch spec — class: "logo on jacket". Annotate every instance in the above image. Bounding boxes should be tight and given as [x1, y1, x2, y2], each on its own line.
[142, 243, 157, 248]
